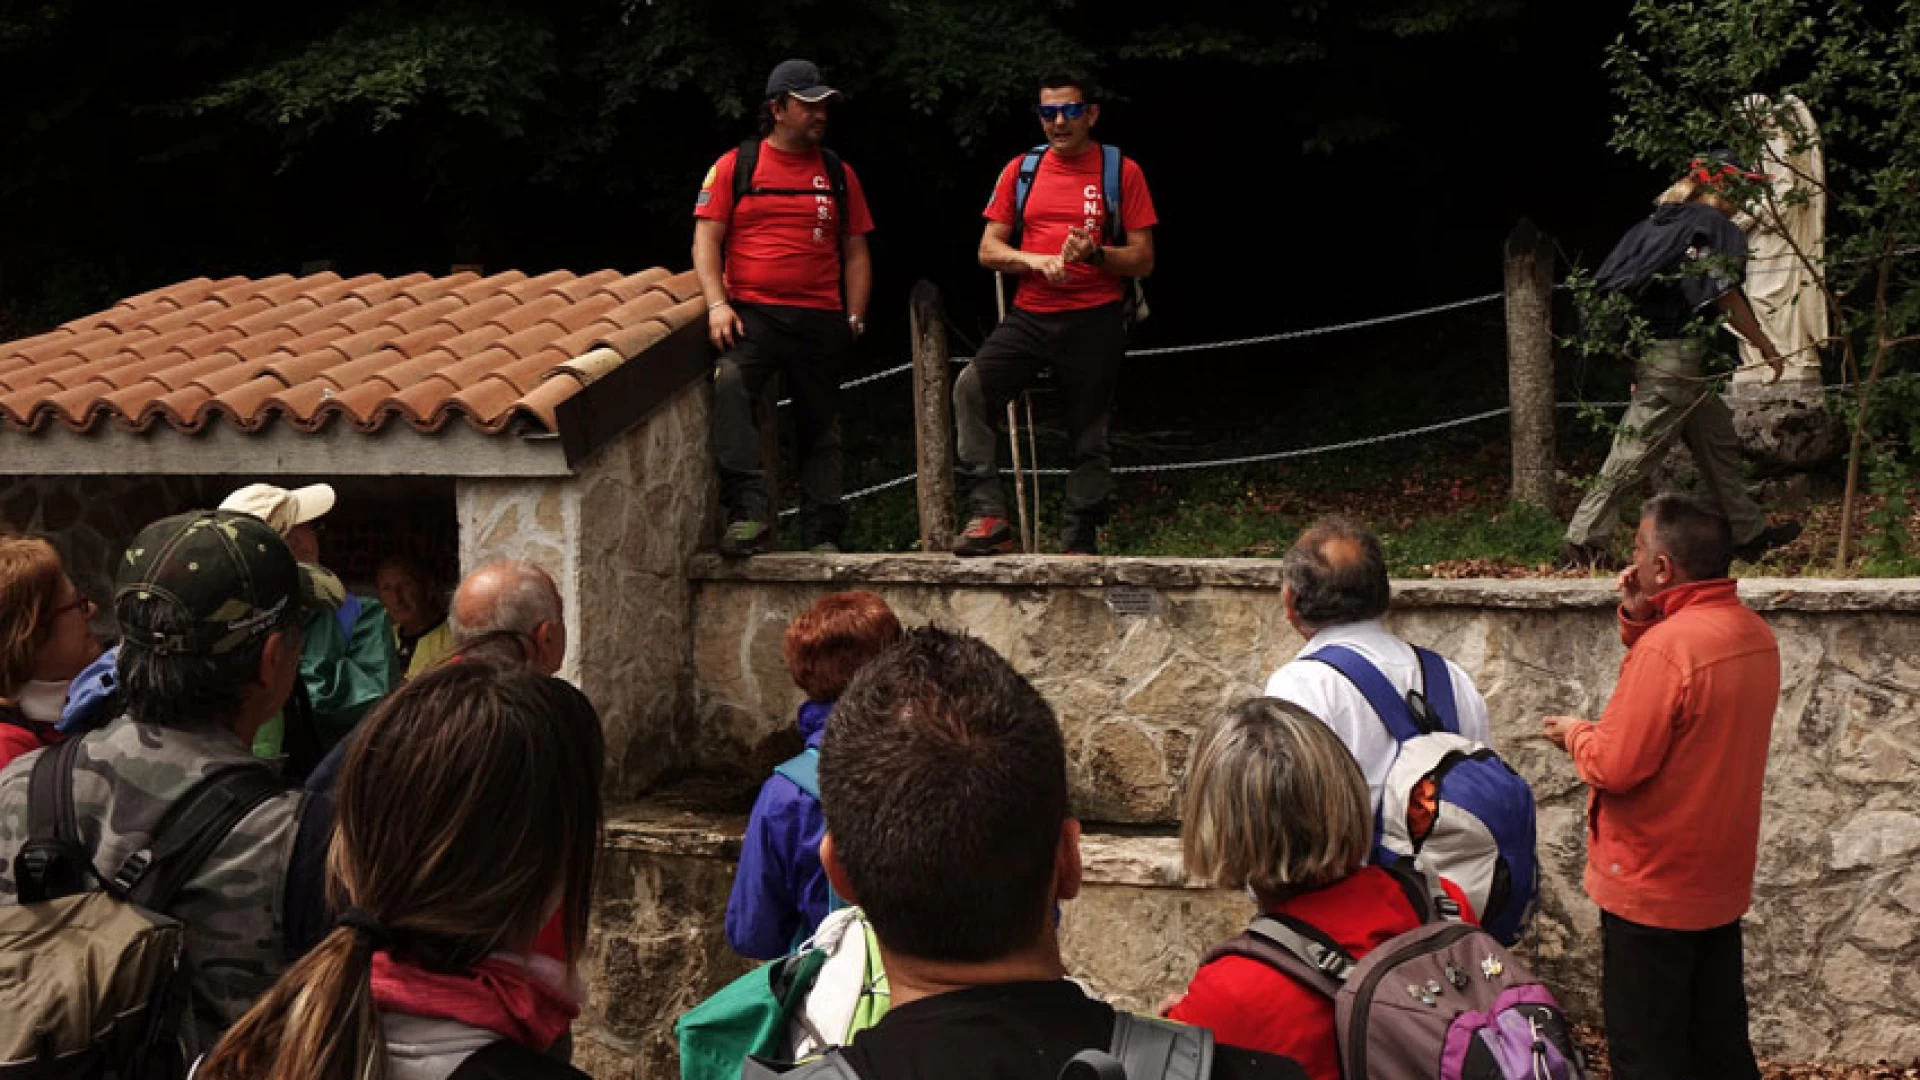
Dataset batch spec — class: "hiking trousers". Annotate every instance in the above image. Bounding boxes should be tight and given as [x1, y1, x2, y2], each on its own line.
[953, 303, 1126, 536]
[1601, 911, 1760, 1080]
[711, 301, 849, 545]
[1564, 339, 1768, 550]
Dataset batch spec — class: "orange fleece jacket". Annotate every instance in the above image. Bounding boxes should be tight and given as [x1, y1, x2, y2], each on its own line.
[1565, 578, 1780, 931]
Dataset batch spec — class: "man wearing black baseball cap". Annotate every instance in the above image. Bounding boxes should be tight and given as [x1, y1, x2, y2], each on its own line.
[694, 58, 876, 557]
[0, 509, 331, 1048]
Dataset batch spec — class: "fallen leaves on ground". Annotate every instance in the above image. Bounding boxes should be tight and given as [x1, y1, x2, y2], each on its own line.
[1573, 1023, 1920, 1079]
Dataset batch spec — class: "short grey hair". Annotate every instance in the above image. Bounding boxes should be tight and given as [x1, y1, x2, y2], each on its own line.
[1280, 516, 1389, 629]
[450, 562, 563, 644]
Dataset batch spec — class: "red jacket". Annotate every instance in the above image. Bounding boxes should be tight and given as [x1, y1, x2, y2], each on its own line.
[0, 709, 59, 772]
[1565, 578, 1779, 930]
[1168, 867, 1471, 1080]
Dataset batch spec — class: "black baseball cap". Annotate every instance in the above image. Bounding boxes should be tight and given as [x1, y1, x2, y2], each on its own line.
[766, 59, 838, 103]
[115, 510, 337, 656]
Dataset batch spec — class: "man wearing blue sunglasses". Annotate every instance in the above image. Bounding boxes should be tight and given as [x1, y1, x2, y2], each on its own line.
[952, 67, 1158, 557]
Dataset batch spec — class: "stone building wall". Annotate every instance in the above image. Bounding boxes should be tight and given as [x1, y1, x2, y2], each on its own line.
[0, 475, 212, 626]
[457, 382, 717, 800]
[667, 557, 1920, 1064]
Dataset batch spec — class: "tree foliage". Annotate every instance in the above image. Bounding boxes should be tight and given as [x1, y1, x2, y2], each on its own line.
[1569, 0, 1920, 571]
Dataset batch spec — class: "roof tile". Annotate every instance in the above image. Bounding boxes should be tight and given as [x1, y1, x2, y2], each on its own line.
[655, 270, 703, 303]
[593, 269, 672, 304]
[0, 268, 689, 436]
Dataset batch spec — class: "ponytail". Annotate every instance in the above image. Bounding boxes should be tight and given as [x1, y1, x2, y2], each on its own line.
[197, 924, 385, 1080]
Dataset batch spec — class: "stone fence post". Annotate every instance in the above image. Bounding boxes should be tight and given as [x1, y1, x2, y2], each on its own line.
[911, 280, 955, 552]
[1505, 219, 1556, 512]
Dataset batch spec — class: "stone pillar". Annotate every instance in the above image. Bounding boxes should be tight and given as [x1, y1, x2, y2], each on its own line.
[457, 380, 717, 799]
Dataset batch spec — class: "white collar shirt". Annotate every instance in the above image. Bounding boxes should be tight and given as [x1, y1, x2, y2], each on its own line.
[1262, 618, 1493, 812]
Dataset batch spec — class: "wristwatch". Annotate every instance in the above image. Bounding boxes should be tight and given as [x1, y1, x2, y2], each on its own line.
[849, 314, 867, 338]
[1087, 245, 1107, 268]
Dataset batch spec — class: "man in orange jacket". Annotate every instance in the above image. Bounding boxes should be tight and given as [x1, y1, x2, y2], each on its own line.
[1543, 493, 1778, 1080]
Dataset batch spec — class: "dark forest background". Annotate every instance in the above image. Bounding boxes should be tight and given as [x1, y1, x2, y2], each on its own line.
[0, 0, 1666, 434]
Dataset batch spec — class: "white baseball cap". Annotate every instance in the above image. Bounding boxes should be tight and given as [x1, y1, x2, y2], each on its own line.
[217, 483, 336, 537]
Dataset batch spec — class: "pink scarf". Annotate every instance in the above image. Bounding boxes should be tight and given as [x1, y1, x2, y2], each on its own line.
[369, 951, 581, 1051]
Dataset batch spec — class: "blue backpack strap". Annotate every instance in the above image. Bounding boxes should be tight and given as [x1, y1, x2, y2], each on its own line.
[334, 593, 362, 641]
[1306, 645, 1424, 743]
[1008, 146, 1046, 249]
[773, 746, 821, 800]
[1413, 646, 1460, 735]
[1100, 144, 1125, 246]
[772, 747, 843, 916]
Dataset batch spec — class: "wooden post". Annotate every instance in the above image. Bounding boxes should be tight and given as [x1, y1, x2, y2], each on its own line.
[1504, 219, 1556, 511]
[910, 281, 956, 552]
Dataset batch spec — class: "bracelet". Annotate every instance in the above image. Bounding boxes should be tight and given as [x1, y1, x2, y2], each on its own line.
[1088, 246, 1107, 268]
[708, 299, 731, 311]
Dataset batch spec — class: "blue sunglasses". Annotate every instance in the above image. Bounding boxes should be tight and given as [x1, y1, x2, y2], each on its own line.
[1035, 102, 1092, 122]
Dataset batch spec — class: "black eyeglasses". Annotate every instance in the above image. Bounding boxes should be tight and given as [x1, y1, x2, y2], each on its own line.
[44, 595, 96, 625]
[1035, 102, 1091, 122]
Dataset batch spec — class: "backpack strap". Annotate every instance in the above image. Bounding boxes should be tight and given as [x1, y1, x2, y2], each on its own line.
[119, 764, 286, 911]
[447, 1040, 586, 1080]
[1305, 645, 1430, 742]
[1380, 857, 1462, 925]
[1008, 146, 1047, 249]
[1100, 144, 1126, 247]
[820, 148, 850, 235]
[16, 738, 93, 902]
[1202, 913, 1353, 1000]
[773, 747, 821, 800]
[1107, 1013, 1214, 1080]
[741, 1048, 862, 1080]
[733, 137, 762, 207]
[334, 593, 362, 641]
[1412, 647, 1460, 735]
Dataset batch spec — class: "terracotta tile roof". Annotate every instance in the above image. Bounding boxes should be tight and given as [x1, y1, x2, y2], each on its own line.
[0, 268, 703, 435]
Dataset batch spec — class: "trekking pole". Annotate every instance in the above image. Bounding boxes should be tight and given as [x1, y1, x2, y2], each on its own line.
[1024, 392, 1041, 552]
[996, 271, 1034, 554]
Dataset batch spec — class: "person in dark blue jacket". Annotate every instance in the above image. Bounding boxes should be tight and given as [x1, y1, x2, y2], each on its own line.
[726, 591, 903, 959]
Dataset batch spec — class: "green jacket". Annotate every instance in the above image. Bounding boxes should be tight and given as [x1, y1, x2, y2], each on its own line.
[0, 715, 306, 1049]
[254, 595, 400, 758]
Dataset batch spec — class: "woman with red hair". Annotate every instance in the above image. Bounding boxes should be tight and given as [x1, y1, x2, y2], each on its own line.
[0, 536, 101, 768]
[725, 590, 903, 959]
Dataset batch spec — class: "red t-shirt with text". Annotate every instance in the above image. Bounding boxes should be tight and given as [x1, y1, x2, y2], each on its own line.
[984, 142, 1157, 314]
[695, 142, 875, 311]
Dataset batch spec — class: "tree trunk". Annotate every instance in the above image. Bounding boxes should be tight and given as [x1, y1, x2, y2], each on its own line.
[1504, 219, 1557, 511]
[910, 281, 956, 552]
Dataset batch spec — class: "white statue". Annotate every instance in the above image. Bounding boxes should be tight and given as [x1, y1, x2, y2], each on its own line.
[1731, 93, 1827, 390]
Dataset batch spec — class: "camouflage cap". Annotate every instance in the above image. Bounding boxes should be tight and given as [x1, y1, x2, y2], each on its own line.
[114, 510, 334, 656]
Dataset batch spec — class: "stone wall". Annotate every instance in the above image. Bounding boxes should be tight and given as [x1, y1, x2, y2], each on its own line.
[0, 475, 212, 628]
[669, 555, 1920, 1063]
[457, 382, 717, 799]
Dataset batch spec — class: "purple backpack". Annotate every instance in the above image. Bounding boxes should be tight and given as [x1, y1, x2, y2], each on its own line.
[1201, 866, 1584, 1080]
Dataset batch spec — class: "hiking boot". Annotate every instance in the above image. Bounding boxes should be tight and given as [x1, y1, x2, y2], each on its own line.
[1555, 542, 1621, 573]
[952, 516, 1015, 556]
[1733, 521, 1802, 563]
[1061, 522, 1099, 556]
[718, 520, 776, 558]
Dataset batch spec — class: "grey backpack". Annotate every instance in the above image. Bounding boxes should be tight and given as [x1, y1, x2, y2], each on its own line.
[1202, 866, 1584, 1080]
[741, 1011, 1212, 1080]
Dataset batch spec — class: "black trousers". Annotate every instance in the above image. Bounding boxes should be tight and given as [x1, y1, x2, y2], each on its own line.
[710, 301, 850, 544]
[1601, 911, 1760, 1080]
[952, 302, 1126, 536]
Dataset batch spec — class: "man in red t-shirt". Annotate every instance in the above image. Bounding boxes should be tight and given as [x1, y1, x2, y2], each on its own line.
[693, 59, 875, 556]
[952, 67, 1157, 556]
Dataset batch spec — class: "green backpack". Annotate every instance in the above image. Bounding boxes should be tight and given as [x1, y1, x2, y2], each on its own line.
[677, 907, 889, 1080]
